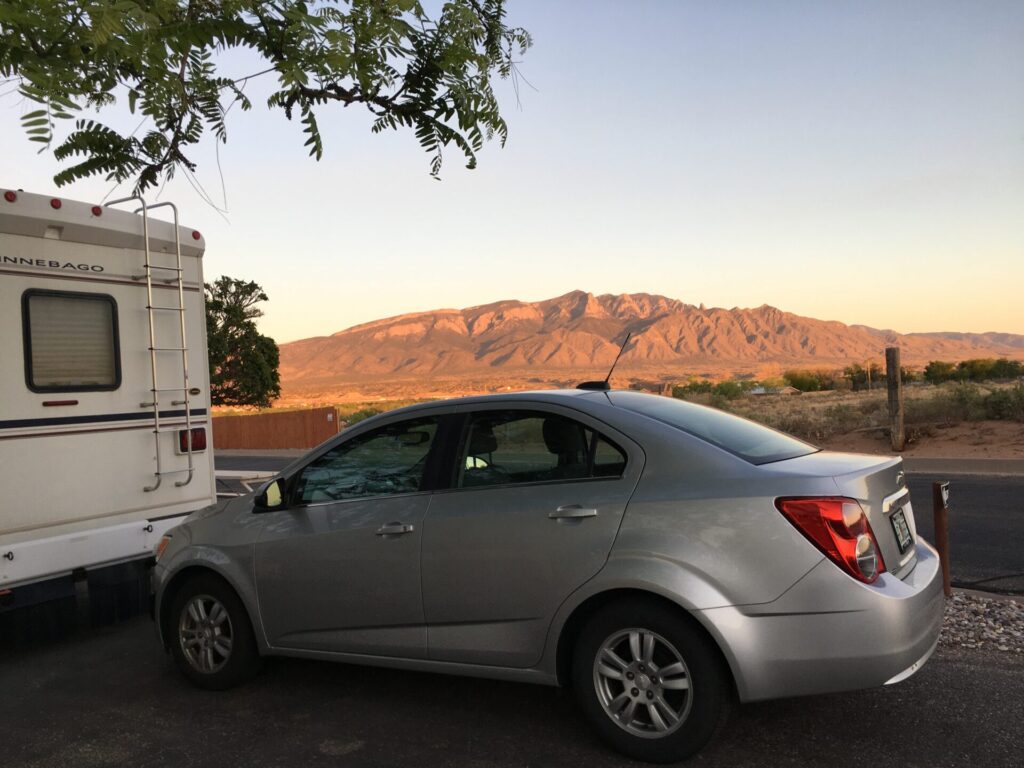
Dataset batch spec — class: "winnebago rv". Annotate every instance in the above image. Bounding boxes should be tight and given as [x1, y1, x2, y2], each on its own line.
[0, 189, 215, 616]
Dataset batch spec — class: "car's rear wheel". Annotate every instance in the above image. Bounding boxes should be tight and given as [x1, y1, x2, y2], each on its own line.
[168, 574, 261, 690]
[572, 600, 731, 763]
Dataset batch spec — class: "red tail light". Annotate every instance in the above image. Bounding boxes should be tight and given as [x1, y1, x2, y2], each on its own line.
[776, 497, 886, 583]
[178, 427, 207, 452]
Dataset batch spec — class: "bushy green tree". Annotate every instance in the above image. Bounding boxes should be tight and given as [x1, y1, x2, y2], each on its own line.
[672, 379, 713, 399]
[783, 369, 838, 392]
[843, 363, 885, 391]
[924, 360, 956, 384]
[205, 276, 281, 407]
[712, 380, 745, 400]
[900, 366, 922, 384]
[991, 358, 1024, 380]
[957, 358, 997, 381]
[1, 1, 532, 191]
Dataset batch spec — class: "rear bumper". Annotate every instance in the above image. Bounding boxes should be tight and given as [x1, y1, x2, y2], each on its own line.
[698, 539, 945, 702]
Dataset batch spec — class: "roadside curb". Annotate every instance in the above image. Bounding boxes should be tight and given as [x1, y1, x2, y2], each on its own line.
[903, 458, 1024, 476]
[953, 587, 1024, 604]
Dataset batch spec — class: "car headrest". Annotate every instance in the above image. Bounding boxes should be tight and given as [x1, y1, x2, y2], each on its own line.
[467, 424, 498, 455]
[542, 416, 587, 457]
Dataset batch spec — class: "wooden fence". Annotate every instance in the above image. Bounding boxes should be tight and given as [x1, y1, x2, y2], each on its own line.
[212, 406, 340, 449]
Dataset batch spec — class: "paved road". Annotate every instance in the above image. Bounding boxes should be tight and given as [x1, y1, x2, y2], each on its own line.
[216, 453, 1024, 595]
[908, 475, 1024, 594]
[1, 616, 1020, 768]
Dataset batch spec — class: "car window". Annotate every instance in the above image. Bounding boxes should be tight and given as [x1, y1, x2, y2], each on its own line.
[458, 410, 626, 488]
[607, 391, 816, 465]
[293, 417, 439, 503]
[593, 434, 627, 477]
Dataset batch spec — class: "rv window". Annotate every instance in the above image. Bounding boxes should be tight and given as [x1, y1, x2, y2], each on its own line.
[22, 290, 121, 392]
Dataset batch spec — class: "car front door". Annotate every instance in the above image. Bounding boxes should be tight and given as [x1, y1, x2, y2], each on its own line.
[254, 414, 449, 659]
[421, 405, 643, 668]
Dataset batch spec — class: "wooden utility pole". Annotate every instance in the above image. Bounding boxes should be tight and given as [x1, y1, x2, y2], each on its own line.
[886, 346, 905, 451]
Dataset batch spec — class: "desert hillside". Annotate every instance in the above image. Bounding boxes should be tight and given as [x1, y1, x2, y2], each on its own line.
[278, 290, 1024, 398]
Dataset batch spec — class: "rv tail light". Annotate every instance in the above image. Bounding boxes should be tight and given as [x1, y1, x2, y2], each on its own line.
[50, 198, 62, 209]
[91, 205, 102, 216]
[178, 427, 207, 453]
[191, 230, 201, 240]
[3, 191, 16, 203]
[776, 497, 885, 584]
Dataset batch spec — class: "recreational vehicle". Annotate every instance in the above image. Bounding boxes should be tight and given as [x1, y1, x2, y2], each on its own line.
[0, 189, 216, 618]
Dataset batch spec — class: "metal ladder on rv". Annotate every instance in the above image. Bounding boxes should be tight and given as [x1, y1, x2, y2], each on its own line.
[106, 196, 195, 491]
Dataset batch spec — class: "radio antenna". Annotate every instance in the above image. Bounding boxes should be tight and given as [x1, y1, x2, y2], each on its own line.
[577, 332, 632, 391]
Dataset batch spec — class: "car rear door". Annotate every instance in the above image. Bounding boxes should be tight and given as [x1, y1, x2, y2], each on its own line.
[421, 404, 643, 668]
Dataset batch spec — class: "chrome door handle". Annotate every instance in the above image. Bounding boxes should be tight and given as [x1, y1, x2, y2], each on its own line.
[549, 505, 598, 520]
[375, 522, 414, 536]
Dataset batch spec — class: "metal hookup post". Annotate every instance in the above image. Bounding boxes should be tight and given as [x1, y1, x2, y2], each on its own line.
[932, 481, 952, 597]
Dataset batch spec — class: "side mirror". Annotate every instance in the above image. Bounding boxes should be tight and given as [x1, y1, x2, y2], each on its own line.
[254, 478, 286, 512]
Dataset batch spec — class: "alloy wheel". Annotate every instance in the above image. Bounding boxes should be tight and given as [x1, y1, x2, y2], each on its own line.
[592, 627, 693, 738]
[178, 593, 234, 674]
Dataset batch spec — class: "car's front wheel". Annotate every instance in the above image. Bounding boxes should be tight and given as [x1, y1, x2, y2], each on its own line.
[572, 599, 732, 763]
[168, 574, 262, 690]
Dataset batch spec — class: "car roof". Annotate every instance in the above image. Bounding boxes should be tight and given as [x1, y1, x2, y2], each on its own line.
[363, 388, 609, 421]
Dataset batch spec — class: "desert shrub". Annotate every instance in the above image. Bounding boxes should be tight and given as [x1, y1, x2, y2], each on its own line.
[672, 379, 713, 399]
[346, 407, 384, 425]
[856, 396, 886, 416]
[948, 383, 987, 420]
[783, 370, 821, 392]
[905, 396, 958, 425]
[984, 384, 1024, 421]
[905, 383, 988, 424]
[820, 404, 863, 434]
[713, 381, 745, 401]
[765, 412, 817, 440]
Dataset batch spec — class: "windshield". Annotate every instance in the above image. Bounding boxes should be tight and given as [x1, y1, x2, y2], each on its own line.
[608, 391, 818, 465]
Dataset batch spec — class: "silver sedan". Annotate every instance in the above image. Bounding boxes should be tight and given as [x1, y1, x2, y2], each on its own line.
[152, 389, 943, 763]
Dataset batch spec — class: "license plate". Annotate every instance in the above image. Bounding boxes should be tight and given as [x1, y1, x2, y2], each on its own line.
[890, 507, 913, 554]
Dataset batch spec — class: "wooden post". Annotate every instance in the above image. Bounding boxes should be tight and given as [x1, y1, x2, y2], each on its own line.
[885, 347, 905, 451]
[932, 481, 952, 597]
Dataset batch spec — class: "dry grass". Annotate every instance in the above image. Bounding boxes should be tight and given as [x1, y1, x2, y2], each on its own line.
[719, 382, 1024, 442]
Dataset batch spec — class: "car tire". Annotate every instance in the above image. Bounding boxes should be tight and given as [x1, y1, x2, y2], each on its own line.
[168, 574, 262, 690]
[572, 598, 732, 763]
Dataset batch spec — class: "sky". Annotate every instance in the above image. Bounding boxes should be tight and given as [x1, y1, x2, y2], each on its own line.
[3, 0, 1022, 343]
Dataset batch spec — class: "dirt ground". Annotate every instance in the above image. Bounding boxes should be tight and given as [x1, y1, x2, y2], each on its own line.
[819, 420, 1024, 459]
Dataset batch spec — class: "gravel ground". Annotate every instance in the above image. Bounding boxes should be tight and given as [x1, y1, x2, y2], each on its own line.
[940, 591, 1024, 654]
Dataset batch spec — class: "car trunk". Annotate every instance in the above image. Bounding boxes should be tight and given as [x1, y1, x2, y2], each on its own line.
[767, 452, 919, 579]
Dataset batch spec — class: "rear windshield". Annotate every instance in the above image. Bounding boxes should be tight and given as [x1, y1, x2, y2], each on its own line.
[607, 391, 817, 465]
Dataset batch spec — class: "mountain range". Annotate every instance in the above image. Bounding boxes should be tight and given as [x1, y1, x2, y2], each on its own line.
[278, 290, 1024, 396]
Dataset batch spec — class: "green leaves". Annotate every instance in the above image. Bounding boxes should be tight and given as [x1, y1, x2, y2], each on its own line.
[205, 276, 281, 408]
[0, 0, 531, 192]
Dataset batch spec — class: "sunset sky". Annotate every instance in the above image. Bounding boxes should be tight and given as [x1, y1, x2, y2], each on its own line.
[3, 0, 1022, 343]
